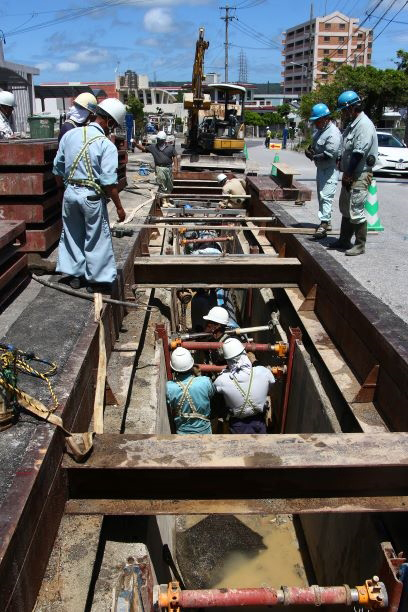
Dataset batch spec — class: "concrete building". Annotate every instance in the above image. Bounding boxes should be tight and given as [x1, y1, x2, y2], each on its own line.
[281, 11, 373, 95]
[0, 40, 39, 133]
[116, 70, 176, 113]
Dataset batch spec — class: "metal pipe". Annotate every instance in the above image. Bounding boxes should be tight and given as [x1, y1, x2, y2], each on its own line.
[280, 327, 301, 433]
[174, 341, 286, 354]
[181, 236, 233, 245]
[197, 364, 286, 377]
[156, 324, 172, 381]
[158, 584, 363, 608]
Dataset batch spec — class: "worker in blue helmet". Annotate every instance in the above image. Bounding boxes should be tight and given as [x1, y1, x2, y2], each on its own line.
[305, 103, 341, 239]
[329, 90, 377, 256]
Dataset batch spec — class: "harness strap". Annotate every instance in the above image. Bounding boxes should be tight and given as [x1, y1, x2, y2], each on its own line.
[231, 367, 259, 417]
[175, 377, 210, 421]
[65, 119, 78, 128]
[67, 126, 106, 195]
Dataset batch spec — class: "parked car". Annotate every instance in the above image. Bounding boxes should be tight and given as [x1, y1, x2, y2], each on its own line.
[374, 131, 408, 175]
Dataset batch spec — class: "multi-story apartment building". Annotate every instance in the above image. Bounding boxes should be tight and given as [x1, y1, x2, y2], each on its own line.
[281, 11, 373, 96]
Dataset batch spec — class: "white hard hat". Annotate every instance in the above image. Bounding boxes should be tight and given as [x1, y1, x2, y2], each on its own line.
[266, 126, 270, 129]
[96, 98, 126, 127]
[217, 173, 227, 183]
[170, 347, 194, 372]
[203, 306, 229, 326]
[0, 91, 16, 108]
[74, 92, 97, 112]
[157, 130, 167, 140]
[222, 338, 245, 360]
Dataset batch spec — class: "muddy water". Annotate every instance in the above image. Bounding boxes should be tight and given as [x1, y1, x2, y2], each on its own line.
[177, 514, 312, 612]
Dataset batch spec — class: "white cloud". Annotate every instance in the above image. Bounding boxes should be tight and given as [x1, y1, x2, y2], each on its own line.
[56, 61, 80, 72]
[72, 48, 110, 64]
[143, 8, 174, 33]
[35, 62, 52, 71]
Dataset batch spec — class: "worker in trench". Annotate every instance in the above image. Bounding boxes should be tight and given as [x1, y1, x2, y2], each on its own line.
[0, 91, 17, 139]
[217, 173, 247, 209]
[213, 338, 275, 434]
[305, 103, 341, 240]
[330, 90, 377, 256]
[135, 130, 177, 207]
[58, 93, 98, 143]
[166, 347, 214, 434]
[53, 98, 127, 294]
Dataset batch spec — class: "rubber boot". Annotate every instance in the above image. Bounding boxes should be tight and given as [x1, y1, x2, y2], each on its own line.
[345, 221, 367, 256]
[329, 216, 353, 250]
[314, 221, 329, 240]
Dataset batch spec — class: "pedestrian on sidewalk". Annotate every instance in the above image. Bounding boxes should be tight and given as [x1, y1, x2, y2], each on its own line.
[53, 98, 126, 294]
[135, 131, 177, 207]
[330, 90, 377, 256]
[282, 125, 289, 149]
[305, 103, 341, 239]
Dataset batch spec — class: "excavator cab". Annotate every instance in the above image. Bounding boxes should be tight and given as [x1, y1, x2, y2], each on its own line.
[198, 83, 246, 156]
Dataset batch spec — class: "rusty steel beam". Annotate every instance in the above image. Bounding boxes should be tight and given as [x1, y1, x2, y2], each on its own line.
[63, 433, 408, 506]
[134, 255, 301, 286]
[0, 190, 62, 223]
[0, 220, 26, 250]
[0, 172, 57, 196]
[0, 140, 58, 166]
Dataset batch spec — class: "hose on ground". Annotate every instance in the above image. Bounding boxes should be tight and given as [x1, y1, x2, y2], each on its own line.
[31, 274, 140, 309]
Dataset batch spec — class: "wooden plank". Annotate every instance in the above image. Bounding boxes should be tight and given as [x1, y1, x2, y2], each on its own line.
[134, 255, 301, 286]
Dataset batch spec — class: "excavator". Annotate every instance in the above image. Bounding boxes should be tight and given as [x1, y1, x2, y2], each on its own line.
[180, 27, 247, 172]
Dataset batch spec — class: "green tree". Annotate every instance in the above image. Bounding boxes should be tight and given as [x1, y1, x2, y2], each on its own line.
[244, 110, 263, 126]
[394, 49, 408, 72]
[126, 96, 144, 137]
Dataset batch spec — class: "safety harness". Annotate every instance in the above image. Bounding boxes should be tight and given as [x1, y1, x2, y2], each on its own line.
[175, 377, 210, 422]
[66, 126, 106, 195]
[231, 368, 260, 418]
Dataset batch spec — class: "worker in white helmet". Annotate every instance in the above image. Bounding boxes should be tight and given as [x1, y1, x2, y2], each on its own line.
[53, 98, 127, 294]
[214, 338, 275, 433]
[135, 130, 177, 207]
[0, 91, 16, 139]
[166, 347, 215, 434]
[58, 92, 98, 143]
[217, 173, 247, 209]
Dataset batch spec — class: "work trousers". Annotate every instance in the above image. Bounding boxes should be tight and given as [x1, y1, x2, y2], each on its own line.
[56, 185, 116, 284]
[155, 166, 173, 194]
[229, 413, 267, 434]
[339, 171, 372, 225]
[316, 165, 339, 223]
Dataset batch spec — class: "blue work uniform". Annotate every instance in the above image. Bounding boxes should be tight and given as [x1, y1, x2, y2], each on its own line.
[312, 121, 341, 224]
[166, 373, 214, 434]
[53, 123, 118, 284]
[339, 112, 378, 224]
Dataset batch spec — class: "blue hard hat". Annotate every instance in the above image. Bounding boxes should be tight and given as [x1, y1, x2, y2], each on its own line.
[309, 103, 331, 121]
[337, 90, 361, 110]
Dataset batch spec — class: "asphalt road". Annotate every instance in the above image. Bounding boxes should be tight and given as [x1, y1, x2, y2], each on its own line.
[246, 138, 408, 325]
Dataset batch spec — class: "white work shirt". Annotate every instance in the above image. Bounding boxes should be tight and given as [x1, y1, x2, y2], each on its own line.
[0, 110, 14, 139]
[214, 365, 275, 419]
[340, 112, 378, 174]
[312, 121, 341, 170]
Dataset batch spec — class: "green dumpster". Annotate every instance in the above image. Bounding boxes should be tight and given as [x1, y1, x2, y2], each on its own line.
[27, 116, 57, 139]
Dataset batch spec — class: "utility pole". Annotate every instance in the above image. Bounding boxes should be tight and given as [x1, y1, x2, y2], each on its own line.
[220, 4, 235, 82]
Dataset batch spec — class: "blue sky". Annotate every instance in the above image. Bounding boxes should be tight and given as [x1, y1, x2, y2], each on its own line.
[1, 0, 408, 84]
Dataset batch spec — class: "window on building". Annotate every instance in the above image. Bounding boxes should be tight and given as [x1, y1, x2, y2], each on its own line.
[338, 36, 345, 42]
[287, 54, 293, 60]
[324, 23, 331, 30]
[294, 86, 302, 92]
[357, 44, 363, 49]
[321, 74, 328, 79]
[367, 53, 371, 60]
[358, 32, 363, 38]
[339, 23, 346, 30]
[368, 42, 372, 48]
[338, 49, 344, 55]
[324, 36, 330, 41]
[323, 49, 330, 55]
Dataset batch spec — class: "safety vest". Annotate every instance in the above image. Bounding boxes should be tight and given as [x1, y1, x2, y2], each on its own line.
[66, 126, 106, 195]
[231, 368, 260, 418]
[174, 377, 210, 422]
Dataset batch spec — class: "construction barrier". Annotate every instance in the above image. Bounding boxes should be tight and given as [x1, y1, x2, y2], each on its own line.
[271, 152, 280, 177]
[269, 143, 282, 150]
[365, 178, 384, 231]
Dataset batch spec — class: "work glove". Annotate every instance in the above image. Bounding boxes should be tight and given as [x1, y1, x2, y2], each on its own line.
[341, 174, 353, 192]
[304, 146, 314, 161]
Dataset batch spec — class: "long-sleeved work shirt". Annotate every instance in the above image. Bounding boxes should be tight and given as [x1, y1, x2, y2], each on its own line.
[340, 112, 378, 175]
[214, 365, 275, 419]
[0, 110, 14, 139]
[222, 178, 247, 206]
[53, 122, 118, 189]
[312, 121, 342, 170]
[166, 373, 214, 434]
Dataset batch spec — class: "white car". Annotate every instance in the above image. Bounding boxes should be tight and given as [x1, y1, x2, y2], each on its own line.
[374, 131, 408, 175]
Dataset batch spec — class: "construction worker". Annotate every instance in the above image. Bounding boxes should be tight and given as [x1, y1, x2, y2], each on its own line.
[217, 173, 247, 209]
[265, 126, 271, 149]
[214, 338, 275, 433]
[135, 130, 177, 206]
[305, 103, 341, 239]
[166, 347, 214, 434]
[331, 90, 377, 256]
[0, 91, 16, 139]
[203, 306, 232, 341]
[58, 92, 97, 143]
[53, 98, 127, 293]
[282, 125, 289, 149]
